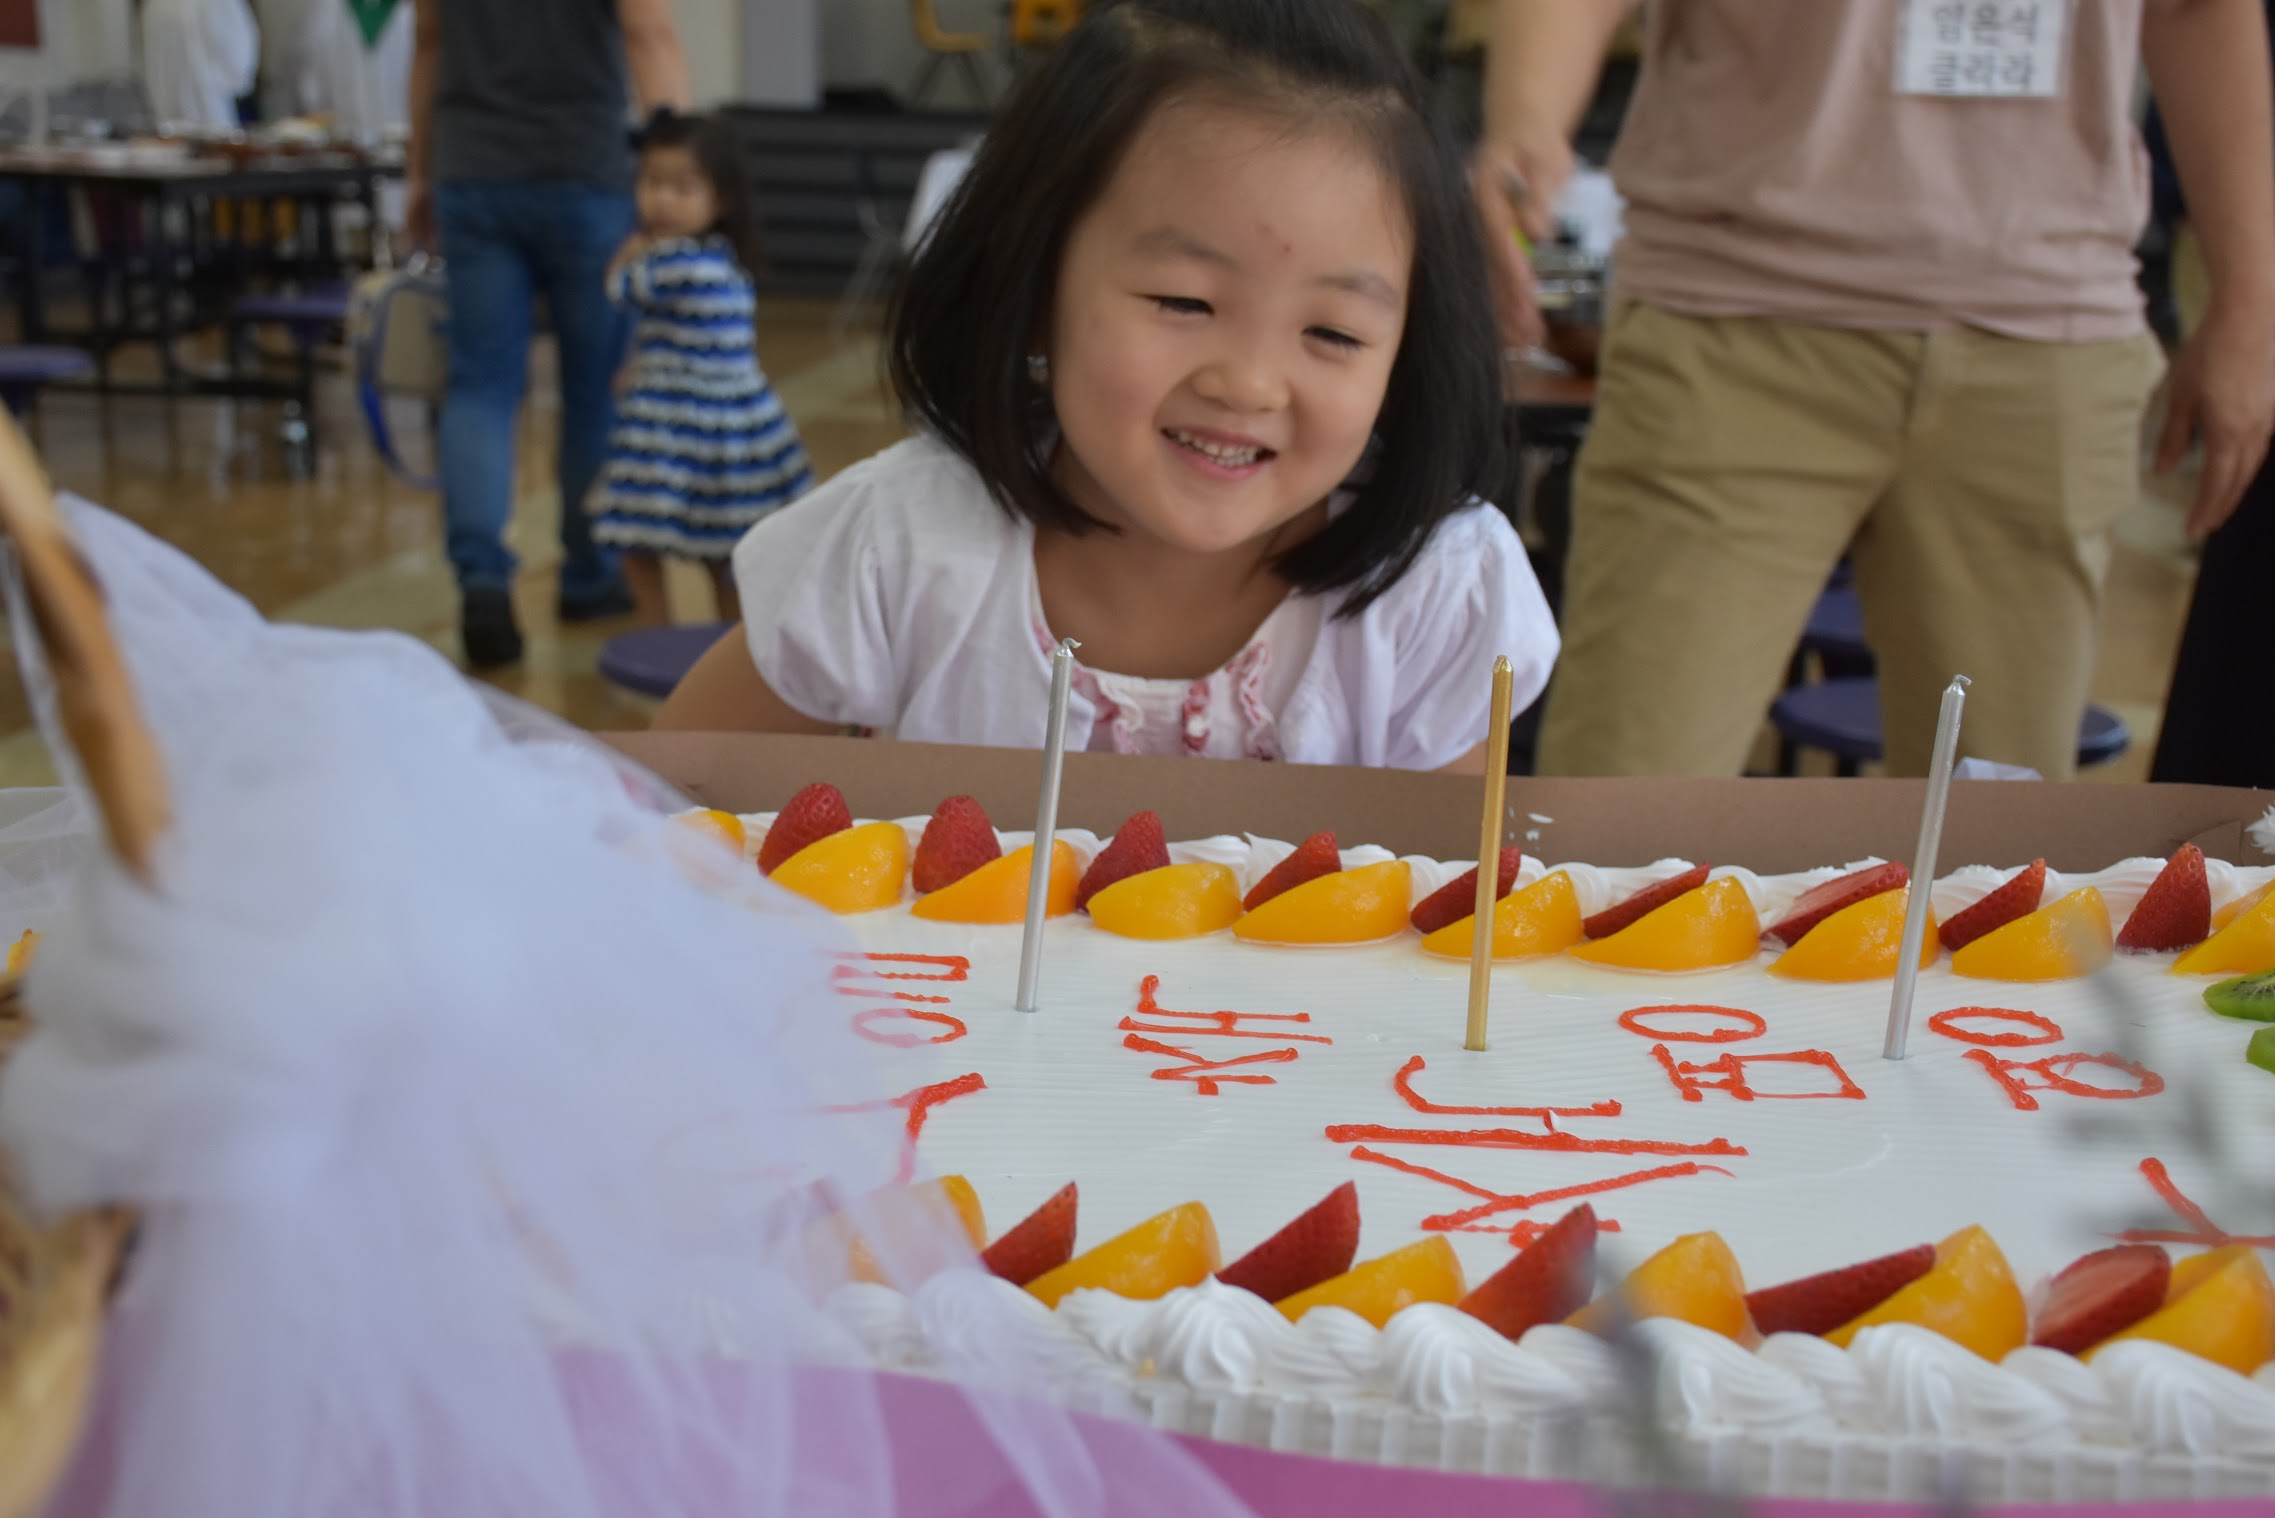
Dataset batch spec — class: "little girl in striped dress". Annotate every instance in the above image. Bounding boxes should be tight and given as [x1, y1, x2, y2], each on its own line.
[589, 111, 814, 625]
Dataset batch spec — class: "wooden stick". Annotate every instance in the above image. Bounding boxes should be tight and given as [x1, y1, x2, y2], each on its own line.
[1464, 657, 1516, 1053]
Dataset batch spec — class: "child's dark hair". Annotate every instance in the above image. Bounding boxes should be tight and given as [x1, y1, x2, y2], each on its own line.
[888, 0, 1503, 615]
[636, 109, 765, 280]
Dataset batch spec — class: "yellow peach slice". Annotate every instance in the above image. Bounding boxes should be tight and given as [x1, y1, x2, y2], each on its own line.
[771, 821, 910, 914]
[1088, 862, 1244, 940]
[1233, 860, 1413, 946]
[673, 808, 747, 854]
[810, 1175, 989, 1286]
[1420, 871, 1585, 961]
[1951, 887, 2114, 983]
[2213, 880, 2275, 932]
[2088, 1244, 2275, 1375]
[1568, 877, 1762, 973]
[5, 928, 37, 977]
[1772, 887, 1938, 981]
[1567, 1230, 1750, 1340]
[911, 841, 1079, 925]
[1275, 1236, 1467, 1328]
[1826, 1224, 2026, 1361]
[2173, 889, 2275, 977]
[1027, 1201, 1220, 1309]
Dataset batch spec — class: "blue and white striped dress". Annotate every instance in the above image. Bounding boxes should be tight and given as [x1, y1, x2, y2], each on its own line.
[588, 234, 814, 561]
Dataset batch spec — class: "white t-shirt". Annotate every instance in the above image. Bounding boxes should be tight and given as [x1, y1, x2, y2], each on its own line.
[732, 436, 1558, 771]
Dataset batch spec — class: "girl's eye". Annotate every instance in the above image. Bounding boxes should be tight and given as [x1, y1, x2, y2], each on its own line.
[1308, 327, 1365, 351]
[1150, 295, 1211, 316]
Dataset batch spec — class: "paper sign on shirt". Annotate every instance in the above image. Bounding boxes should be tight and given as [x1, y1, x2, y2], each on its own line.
[1895, 1, 2069, 98]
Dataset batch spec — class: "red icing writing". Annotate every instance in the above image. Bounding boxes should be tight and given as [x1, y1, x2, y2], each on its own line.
[1928, 1006, 2064, 1048]
[1348, 1145, 1729, 1234]
[1963, 1049, 2165, 1111]
[1120, 975, 1327, 1096]
[1392, 1054, 1620, 1122]
[1122, 1034, 1300, 1095]
[829, 1072, 988, 1183]
[1326, 1122, 1743, 1159]
[2119, 1156, 2275, 1249]
[1328, 1055, 1744, 1242]
[852, 1005, 970, 1047]
[1650, 1045, 1865, 1103]
[1120, 974, 1332, 1044]
[1618, 1004, 1767, 1044]
[835, 952, 971, 983]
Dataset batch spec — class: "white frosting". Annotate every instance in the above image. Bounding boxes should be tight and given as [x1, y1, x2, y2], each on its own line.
[1378, 1304, 1586, 1416]
[2092, 1339, 2275, 1460]
[1630, 1317, 1826, 1433]
[1759, 1331, 1881, 1429]
[1846, 1323, 2070, 1443]
[1261, 1305, 1383, 1398]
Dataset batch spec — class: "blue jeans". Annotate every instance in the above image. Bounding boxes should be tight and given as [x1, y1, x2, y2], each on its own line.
[436, 181, 634, 597]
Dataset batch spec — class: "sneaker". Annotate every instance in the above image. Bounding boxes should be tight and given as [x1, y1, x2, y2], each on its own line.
[460, 585, 524, 670]
[557, 581, 635, 623]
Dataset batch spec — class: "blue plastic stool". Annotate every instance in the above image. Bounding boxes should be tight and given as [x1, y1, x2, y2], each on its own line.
[0, 345, 93, 416]
[1770, 676, 2129, 777]
[1799, 586, 1870, 669]
[597, 621, 734, 699]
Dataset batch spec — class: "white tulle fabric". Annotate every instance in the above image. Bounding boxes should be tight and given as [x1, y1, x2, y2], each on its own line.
[0, 498, 1252, 1518]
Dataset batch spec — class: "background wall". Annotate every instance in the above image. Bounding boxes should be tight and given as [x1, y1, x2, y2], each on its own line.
[0, 0, 133, 94]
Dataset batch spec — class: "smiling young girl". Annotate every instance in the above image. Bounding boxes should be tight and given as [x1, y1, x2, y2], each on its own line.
[657, 0, 1555, 771]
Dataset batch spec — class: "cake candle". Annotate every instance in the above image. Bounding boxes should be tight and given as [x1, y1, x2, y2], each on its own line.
[1015, 638, 1079, 1013]
[1464, 657, 1516, 1053]
[1883, 674, 1968, 1061]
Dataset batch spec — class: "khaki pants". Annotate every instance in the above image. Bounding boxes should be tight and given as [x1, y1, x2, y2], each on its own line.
[1537, 304, 2165, 779]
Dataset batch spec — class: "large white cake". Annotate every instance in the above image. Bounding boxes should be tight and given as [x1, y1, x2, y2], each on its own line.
[745, 811, 2275, 1503]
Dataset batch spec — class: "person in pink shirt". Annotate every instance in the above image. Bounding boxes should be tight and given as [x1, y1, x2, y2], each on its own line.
[1477, 0, 2275, 779]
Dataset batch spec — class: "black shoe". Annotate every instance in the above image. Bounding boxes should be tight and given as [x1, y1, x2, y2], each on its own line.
[461, 586, 524, 670]
[557, 581, 635, 622]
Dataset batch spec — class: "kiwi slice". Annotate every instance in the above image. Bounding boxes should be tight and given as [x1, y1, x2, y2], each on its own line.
[2206, 971, 2275, 1022]
[2250, 1026, 2275, 1076]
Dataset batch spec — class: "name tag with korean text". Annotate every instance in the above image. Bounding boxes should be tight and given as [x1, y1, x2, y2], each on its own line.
[1895, 0, 2068, 98]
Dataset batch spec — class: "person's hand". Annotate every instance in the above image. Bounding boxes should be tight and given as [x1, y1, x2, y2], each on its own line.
[404, 175, 436, 255]
[1469, 129, 1574, 351]
[605, 230, 653, 287]
[2155, 299, 2275, 541]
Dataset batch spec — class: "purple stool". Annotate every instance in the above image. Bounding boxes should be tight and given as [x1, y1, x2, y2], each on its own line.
[597, 622, 735, 699]
[1771, 676, 2128, 778]
[0, 345, 93, 417]
[233, 285, 354, 471]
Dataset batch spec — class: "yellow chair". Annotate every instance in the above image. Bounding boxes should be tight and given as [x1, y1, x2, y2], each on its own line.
[1011, 0, 1082, 48]
[909, 0, 993, 108]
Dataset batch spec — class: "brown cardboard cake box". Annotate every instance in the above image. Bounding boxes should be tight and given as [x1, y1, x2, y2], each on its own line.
[601, 732, 2272, 872]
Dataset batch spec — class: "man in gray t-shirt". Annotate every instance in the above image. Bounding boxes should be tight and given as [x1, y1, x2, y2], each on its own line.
[407, 0, 689, 668]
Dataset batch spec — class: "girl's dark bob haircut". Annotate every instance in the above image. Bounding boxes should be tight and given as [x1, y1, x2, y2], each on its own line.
[887, 0, 1504, 616]
[635, 108, 766, 281]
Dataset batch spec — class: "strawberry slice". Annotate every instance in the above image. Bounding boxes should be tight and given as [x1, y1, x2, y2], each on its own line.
[1743, 1243, 1935, 1337]
[1768, 862, 1910, 947]
[1411, 846, 1525, 935]
[1242, 832, 1341, 913]
[758, 782, 854, 875]
[1076, 810, 1170, 910]
[979, 1182, 1079, 1288]
[1583, 863, 1711, 940]
[912, 795, 1002, 894]
[2031, 1243, 2171, 1355]
[1216, 1181, 1359, 1303]
[1458, 1203, 1597, 1340]
[1937, 859, 2047, 952]
[2117, 844, 2212, 952]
